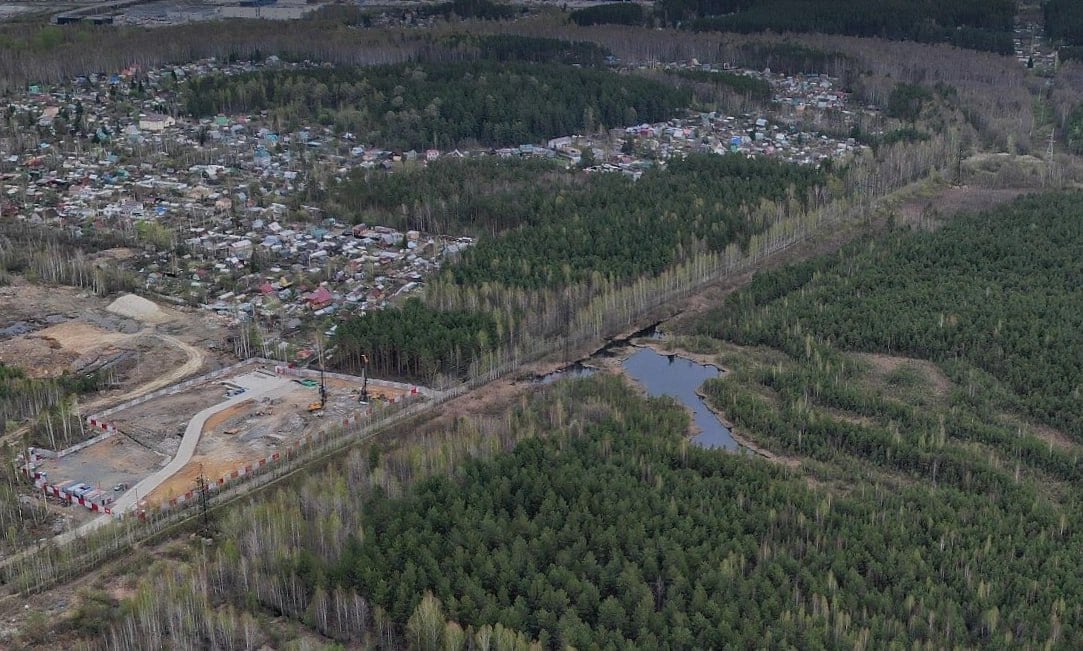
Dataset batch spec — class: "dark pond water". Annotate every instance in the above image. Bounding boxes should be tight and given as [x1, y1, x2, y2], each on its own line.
[621, 347, 739, 450]
[537, 362, 598, 385]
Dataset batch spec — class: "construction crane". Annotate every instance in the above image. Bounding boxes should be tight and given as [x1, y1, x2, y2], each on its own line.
[307, 336, 327, 413]
[358, 354, 370, 404]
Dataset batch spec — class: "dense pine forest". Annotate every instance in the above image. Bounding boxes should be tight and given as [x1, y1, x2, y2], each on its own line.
[433, 34, 613, 66]
[419, 0, 520, 21]
[444, 155, 827, 289]
[667, 68, 772, 101]
[569, 3, 646, 27]
[8, 6, 1083, 647]
[59, 369, 1083, 649]
[1045, 0, 1083, 47]
[697, 191, 1083, 436]
[330, 154, 832, 380]
[184, 61, 691, 150]
[332, 298, 498, 381]
[673, 0, 1016, 54]
[326, 157, 576, 236]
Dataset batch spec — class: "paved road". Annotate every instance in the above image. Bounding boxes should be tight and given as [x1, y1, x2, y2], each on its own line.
[60, 372, 294, 541]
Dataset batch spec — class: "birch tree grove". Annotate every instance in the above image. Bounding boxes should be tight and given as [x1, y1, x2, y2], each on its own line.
[0, 223, 138, 297]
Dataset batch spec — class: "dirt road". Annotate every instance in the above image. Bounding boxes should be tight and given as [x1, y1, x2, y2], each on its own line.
[79, 331, 206, 415]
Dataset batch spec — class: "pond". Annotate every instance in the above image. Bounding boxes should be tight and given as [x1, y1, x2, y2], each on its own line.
[621, 347, 740, 450]
[536, 362, 598, 385]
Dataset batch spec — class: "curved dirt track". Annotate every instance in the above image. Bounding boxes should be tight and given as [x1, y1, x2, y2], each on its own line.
[78, 331, 206, 414]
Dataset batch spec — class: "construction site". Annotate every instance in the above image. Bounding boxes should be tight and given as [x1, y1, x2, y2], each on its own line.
[2, 284, 425, 529]
[32, 356, 417, 526]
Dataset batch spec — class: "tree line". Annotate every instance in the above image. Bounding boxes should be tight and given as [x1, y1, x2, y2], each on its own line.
[433, 34, 614, 66]
[332, 297, 499, 382]
[677, 0, 1016, 54]
[0, 361, 111, 450]
[420, 0, 519, 21]
[667, 68, 772, 101]
[326, 123, 962, 385]
[444, 154, 828, 289]
[325, 154, 830, 381]
[326, 157, 576, 236]
[1046, 0, 1083, 47]
[569, 3, 646, 27]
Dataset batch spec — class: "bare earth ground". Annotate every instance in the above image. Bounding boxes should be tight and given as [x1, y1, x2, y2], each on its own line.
[998, 413, 1080, 453]
[0, 284, 228, 458]
[144, 376, 402, 506]
[110, 384, 229, 442]
[42, 437, 168, 527]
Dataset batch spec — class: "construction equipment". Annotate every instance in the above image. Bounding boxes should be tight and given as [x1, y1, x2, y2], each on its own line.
[307, 336, 328, 413]
[358, 354, 370, 404]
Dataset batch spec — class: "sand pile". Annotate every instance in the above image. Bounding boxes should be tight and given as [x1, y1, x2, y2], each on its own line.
[106, 294, 171, 324]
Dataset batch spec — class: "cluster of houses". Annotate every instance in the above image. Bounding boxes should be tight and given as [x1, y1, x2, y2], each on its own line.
[171, 215, 472, 327]
[0, 57, 475, 341]
[476, 62, 865, 175]
[0, 54, 871, 347]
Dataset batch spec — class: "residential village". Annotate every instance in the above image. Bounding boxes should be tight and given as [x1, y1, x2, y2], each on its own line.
[0, 55, 866, 358]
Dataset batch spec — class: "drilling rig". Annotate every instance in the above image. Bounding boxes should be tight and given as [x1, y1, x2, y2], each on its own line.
[307, 336, 327, 413]
[358, 354, 370, 404]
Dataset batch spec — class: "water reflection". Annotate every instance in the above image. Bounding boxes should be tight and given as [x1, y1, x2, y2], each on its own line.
[621, 348, 738, 450]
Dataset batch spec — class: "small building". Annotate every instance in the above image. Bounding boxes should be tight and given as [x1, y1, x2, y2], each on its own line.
[306, 286, 333, 310]
[139, 113, 176, 132]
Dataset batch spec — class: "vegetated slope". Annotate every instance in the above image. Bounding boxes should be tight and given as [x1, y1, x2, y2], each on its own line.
[81, 376, 1083, 649]
[184, 61, 691, 150]
[697, 190, 1083, 436]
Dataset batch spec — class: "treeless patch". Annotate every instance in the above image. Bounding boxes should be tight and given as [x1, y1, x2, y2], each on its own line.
[855, 353, 952, 397]
[201, 400, 255, 434]
[1027, 423, 1077, 451]
[33, 322, 128, 354]
[999, 414, 1080, 453]
[894, 186, 1028, 230]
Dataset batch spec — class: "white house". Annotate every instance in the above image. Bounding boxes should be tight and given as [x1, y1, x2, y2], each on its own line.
[138, 113, 176, 132]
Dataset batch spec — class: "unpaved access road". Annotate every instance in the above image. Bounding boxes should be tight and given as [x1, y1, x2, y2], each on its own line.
[78, 331, 207, 415]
